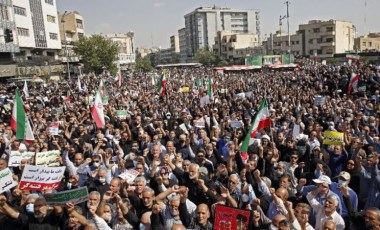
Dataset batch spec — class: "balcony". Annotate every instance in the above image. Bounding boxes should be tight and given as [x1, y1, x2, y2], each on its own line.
[320, 31, 335, 36]
[320, 42, 335, 47]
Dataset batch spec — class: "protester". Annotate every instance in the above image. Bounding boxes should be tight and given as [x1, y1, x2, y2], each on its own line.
[0, 62, 378, 230]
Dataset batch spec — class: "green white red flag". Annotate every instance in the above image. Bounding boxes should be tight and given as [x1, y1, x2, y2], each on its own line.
[240, 99, 271, 161]
[114, 72, 121, 87]
[91, 90, 105, 128]
[347, 72, 359, 95]
[157, 73, 167, 96]
[10, 90, 35, 142]
[207, 78, 214, 99]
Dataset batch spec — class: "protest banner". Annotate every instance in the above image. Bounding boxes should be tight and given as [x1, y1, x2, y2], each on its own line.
[214, 205, 251, 230]
[0, 168, 17, 193]
[194, 118, 205, 128]
[200, 95, 210, 107]
[44, 187, 88, 206]
[35, 150, 61, 166]
[118, 169, 139, 184]
[47, 122, 59, 135]
[116, 110, 128, 119]
[231, 120, 243, 129]
[323, 131, 344, 145]
[179, 123, 189, 134]
[8, 151, 35, 167]
[19, 165, 65, 191]
[314, 95, 325, 106]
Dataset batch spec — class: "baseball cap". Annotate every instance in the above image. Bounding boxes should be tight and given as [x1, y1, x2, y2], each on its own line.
[198, 167, 208, 176]
[339, 171, 351, 181]
[313, 175, 332, 185]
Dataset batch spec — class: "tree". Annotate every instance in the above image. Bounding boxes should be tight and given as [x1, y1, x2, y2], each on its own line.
[195, 48, 217, 66]
[134, 57, 153, 72]
[73, 35, 119, 74]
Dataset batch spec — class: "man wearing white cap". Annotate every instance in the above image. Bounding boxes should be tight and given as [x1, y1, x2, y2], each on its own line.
[329, 171, 358, 228]
[299, 175, 342, 227]
[307, 185, 345, 230]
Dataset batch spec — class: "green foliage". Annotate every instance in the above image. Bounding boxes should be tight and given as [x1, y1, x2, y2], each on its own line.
[135, 57, 153, 72]
[73, 35, 119, 74]
[195, 48, 217, 66]
[216, 60, 229, 67]
[359, 56, 369, 64]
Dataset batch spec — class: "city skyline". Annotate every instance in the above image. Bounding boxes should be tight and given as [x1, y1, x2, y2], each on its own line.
[57, 0, 379, 48]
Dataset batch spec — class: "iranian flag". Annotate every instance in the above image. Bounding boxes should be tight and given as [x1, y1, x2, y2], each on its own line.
[91, 91, 105, 128]
[77, 77, 82, 91]
[23, 81, 29, 98]
[207, 78, 214, 99]
[157, 74, 167, 96]
[114, 72, 121, 87]
[10, 90, 35, 142]
[347, 72, 359, 95]
[99, 80, 106, 96]
[151, 74, 157, 86]
[240, 99, 271, 161]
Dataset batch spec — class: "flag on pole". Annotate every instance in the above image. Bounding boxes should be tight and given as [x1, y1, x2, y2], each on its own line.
[151, 74, 157, 86]
[10, 90, 35, 142]
[348, 72, 359, 95]
[77, 77, 82, 91]
[99, 80, 106, 96]
[114, 72, 122, 87]
[207, 78, 214, 99]
[157, 73, 167, 96]
[91, 91, 105, 128]
[240, 99, 271, 161]
[23, 81, 29, 98]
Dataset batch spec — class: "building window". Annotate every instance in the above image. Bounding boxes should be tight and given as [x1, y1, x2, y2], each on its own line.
[317, 38, 322, 44]
[369, 42, 372, 47]
[326, 27, 334, 32]
[49, 32, 58, 40]
[76, 19, 83, 29]
[47, 15, 56, 23]
[325, 38, 334, 42]
[78, 32, 84, 39]
[313, 28, 320, 33]
[45, 0, 54, 5]
[17, 27, 29, 36]
[308, 39, 313, 44]
[14, 6, 26, 16]
[0, 5, 9, 20]
[362, 42, 366, 47]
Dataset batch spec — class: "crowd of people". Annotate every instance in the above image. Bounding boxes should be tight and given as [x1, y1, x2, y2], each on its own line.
[0, 62, 379, 230]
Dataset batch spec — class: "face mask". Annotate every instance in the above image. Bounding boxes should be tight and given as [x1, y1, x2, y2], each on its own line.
[241, 194, 249, 203]
[338, 179, 347, 187]
[25, 203, 34, 213]
[93, 162, 100, 168]
[67, 182, 72, 189]
[98, 178, 106, 184]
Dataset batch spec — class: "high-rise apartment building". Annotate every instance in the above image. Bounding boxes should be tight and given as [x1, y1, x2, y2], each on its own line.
[104, 32, 135, 69]
[13, 0, 61, 61]
[184, 6, 260, 58]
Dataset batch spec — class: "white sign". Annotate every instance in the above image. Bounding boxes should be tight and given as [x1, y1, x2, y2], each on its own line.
[231, 120, 243, 129]
[19, 165, 66, 191]
[8, 151, 35, 167]
[0, 168, 17, 193]
[118, 169, 139, 184]
[200, 95, 210, 107]
[35, 150, 61, 166]
[179, 123, 189, 134]
[194, 119, 205, 128]
[47, 122, 59, 135]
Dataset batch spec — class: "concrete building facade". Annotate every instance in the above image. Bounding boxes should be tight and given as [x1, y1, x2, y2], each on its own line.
[354, 33, 380, 52]
[13, 0, 61, 61]
[213, 31, 259, 60]
[184, 6, 260, 58]
[104, 32, 135, 69]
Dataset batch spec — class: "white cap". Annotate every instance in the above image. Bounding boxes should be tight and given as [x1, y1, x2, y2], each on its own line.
[261, 135, 270, 141]
[313, 175, 331, 185]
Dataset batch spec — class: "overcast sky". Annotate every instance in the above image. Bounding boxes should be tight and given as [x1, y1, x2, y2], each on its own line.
[57, 0, 379, 48]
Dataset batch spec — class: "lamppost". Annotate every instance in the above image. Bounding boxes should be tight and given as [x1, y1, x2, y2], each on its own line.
[284, 1, 291, 61]
[61, 11, 71, 81]
[279, 15, 287, 54]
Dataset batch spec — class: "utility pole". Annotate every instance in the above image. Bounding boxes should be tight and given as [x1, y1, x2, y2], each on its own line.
[279, 15, 286, 54]
[285, 1, 291, 62]
[61, 11, 71, 81]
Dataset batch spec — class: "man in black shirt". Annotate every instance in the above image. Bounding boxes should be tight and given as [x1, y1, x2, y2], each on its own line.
[0, 196, 66, 230]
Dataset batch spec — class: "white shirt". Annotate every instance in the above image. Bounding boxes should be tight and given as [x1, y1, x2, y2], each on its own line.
[306, 192, 345, 230]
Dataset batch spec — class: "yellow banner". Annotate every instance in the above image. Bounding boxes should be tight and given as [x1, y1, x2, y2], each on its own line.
[323, 131, 344, 146]
[182, 86, 190, 93]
